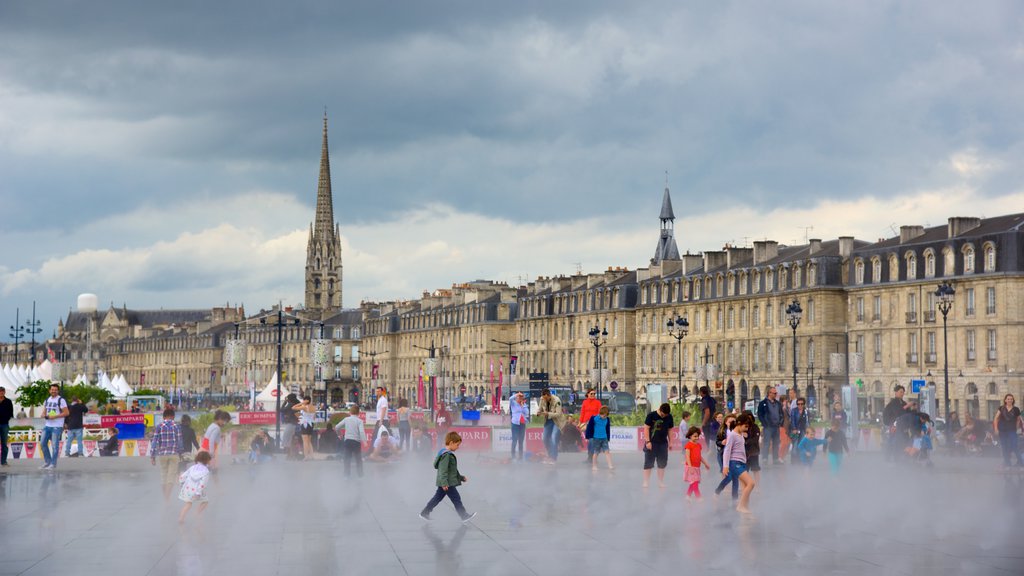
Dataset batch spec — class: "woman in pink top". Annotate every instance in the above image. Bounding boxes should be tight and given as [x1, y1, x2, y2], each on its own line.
[721, 413, 757, 514]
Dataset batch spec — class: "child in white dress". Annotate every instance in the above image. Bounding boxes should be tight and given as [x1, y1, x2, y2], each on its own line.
[178, 450, 212, 523]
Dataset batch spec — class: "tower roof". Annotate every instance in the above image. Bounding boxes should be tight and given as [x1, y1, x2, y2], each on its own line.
[659, 186, 675, 221]
[314, 113, 335, 237]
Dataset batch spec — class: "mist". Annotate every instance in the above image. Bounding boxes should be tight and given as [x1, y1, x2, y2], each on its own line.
[0, 452, 1021, 575]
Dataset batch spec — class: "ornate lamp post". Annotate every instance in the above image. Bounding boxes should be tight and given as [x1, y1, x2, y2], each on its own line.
[667, 315, 689, 401]
[786, 300, 802, 395]
[492, 338, 529, 407]
[935, 281, 955, 420]
[24, 301, 42, 365]
[588, 325, 608, 400]
[8, 308, 24, 365]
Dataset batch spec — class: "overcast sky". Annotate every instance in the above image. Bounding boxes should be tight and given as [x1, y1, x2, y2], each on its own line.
[1, 1, 1022, 336]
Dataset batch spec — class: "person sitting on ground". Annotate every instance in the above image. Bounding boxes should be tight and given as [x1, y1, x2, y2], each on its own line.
[368, 428, 401, 462]
[99, 428, 120, 457]
[411, 425, 433, 455]
[250, 429, 273, 463]
[559, 416, 585, 452]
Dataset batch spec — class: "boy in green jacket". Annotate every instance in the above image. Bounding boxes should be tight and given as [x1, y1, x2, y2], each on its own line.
[419, 431, 476, 522]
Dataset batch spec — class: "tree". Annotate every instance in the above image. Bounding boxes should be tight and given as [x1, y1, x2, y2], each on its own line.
[15, 380, 54, 408]
[15, 380, 113, 408]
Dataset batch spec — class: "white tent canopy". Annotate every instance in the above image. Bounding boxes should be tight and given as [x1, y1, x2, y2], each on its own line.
[255, 372, 287, 405]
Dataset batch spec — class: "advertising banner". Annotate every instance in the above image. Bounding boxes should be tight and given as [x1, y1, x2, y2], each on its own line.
[10, 443, 23, 459]
[636, 425, 684, 451]
[448, 426, 491, 451]
[608, 427, 639, 452]
[24, 442, 37, 459]
[84, 440, 98, 457]
[100, 414, 146, 426]
[237, 412, 277, 425]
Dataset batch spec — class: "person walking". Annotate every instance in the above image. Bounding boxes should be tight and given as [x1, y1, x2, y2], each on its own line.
[40, 384, 69, 470]
[585, 406, 614, 470]
[179, 414, 200, 456]
[578, 389, 601, 464]
[882, 385, 910, 462]
[642, 403, 675, 488]
[397, 399, 412, 451]
[744, 411, 762, 484]
[374, 387, 390, 436]
[683, 427, 710, 500]
[757, 386, 785, 464]
[150, 408, 183, 502]
[722, 413, 756, 514]
[993, 394, 1023, 469]
[335, 405, 366, 477]
[788, 397, 809, 464]
[64, 397, 88, 457]
[509, 392, 528, 461]
[202, 410, 231, 469]
[538, 388, 565, 462]
[824, 419, 850, 475]
[699, 386, 717, 449]
[279, 393, 300, 457]
[178, 451, 212, 524]
[0, 387, 13, 467]
[419, 431, 476, 522]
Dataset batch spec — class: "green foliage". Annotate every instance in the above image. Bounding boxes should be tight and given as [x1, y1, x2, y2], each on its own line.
[61, 383, 113, 407]
[14, 380, 55, 408]
[192, 405, 236, 436]
[131, 389, 165, 397]
[9, 425, 35, 431]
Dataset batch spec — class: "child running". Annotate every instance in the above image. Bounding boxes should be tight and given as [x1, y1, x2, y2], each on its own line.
[178, 450, 212, 524]
[585, 406, 614, 470]
[823, 420, 850, 475]
[683, 427, 710, 500]
[797, 427, 827, 466]
[721, 414, 756, 514]
[714, 414, 739, 499]
[419, 432, 476, 523]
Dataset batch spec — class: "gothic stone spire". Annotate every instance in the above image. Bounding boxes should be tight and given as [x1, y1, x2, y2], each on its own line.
[305, 113, 344, 314]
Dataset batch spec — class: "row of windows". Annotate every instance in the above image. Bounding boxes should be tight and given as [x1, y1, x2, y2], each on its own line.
[521, 288, 625, 318]
[638, 299, 817, 334]
[639, 263, 820, 306]
[854, 287, 998, 323]
[635, 339, 818, 373]
[398, 304, 497, 330]
[854, 243, 996, 285]
[852, 329, 999, 363]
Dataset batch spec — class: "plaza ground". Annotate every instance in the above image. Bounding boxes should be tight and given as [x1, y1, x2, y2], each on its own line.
[0, 450, 1021, 576]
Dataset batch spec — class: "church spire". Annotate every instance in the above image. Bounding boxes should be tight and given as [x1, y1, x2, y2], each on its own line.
[305, 113, 344, 315]
[653, 182, 680, 264]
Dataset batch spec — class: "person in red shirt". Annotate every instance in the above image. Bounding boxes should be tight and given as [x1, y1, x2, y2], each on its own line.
[578, 389, 601, 464]
[683, 426, 710, 500]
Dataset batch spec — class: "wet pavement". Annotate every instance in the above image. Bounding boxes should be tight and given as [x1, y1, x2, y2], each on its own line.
[0, 451, 1021, 575]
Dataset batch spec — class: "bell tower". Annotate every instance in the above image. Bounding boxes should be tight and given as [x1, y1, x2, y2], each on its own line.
[305, 113, 343, 315]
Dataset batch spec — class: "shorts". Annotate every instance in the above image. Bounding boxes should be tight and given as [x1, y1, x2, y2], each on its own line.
[300, 424, 315, 436]
[728, 460, 748, 477]
[747, 454, 761, 472]
[156, 455, 178, 485]
[643, 442, 669, 469]
[590, 438, 609, 453]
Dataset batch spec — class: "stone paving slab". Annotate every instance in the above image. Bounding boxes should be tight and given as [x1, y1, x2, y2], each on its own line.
[1, 451, 1022, 575]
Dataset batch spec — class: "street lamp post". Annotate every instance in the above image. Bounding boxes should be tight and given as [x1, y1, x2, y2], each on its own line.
[8, 308, 24, 365]
[667, 315, 689, 400]
[935, 282, 955, 420]
[786, 300, 802, 395]
[365, 349, 389, 405]
[254, 305, 302, 450]
[24, 302, 42, 365]
[412, 341, 437, 421]
[587, 326, 608, 400]
[492, 338, 528, 408]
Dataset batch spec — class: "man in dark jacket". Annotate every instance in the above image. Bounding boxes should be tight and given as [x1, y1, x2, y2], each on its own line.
[788, 398, 808, 464]
[883, 385, 909, 461]
[0, 387, 13, 466]
[419, 431, 475, 522]
[757, 386, 785, 464]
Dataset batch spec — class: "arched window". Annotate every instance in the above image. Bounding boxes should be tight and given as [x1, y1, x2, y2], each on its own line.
[943, 248, 954, 276]
[924, 249, 935, 278]
[752, 270, 761, 293]
[889, 255, 899, 281]
[740, 306, 747, 328]
[807, 264, 817, 287]
[780, 268, 788, 291]
[963, 244, 975, 273]
[793, 265, 802, 288]
[905, 251, 917, 280]
[872, 257, 882, 282]
[728, 307, 735, 330]
[987, 382, 998, 395]
[766, 269, 774, 292]
[855, 259, 865, 284]
[717, 275, 724, 297]
[727, 273, 736, 296]
[965, 382, 978, 395]
[983, 243, 996, 272]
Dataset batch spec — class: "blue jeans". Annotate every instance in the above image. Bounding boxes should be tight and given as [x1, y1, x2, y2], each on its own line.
[510, 423, 526, 459]
[65, 428, 85, 456]
[763, 426, 781, 462]
[421, 486, 469, 519]
[715, 461, 741, 499]
[542, 420, 560, 460]
[41, 426, 63, 466]
[0, 422, 8, 464]
[999, 432, 1021, 467]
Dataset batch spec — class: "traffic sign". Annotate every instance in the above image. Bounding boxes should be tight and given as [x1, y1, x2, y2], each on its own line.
[911, 379, 925, 394]
[610, 381, 619, 390]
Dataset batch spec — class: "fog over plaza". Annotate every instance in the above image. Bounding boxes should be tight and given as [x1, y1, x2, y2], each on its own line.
[2, 1, 1024, 328]
[1, 452, 1021, 575]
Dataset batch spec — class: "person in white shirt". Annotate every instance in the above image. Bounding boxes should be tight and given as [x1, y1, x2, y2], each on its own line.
[335, 405, 367, 477]
[41, 384, 69, 470]
[369, 428, 400, 462]
[374, 387, 390, 438]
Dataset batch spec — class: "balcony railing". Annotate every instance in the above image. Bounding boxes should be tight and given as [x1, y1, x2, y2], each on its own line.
[967, 350, 976, 361]
[905, 352, 918, 364]
[924, 311, 936, 323]
[988, 349, 997, 361]
[856, 313, 864, 322]
[905, 312, 917, 323]
[872, 313, 881, 322]
[925, 353, 937, 364]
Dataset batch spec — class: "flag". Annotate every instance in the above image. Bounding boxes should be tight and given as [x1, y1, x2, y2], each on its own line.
[494, 361, 503, 413]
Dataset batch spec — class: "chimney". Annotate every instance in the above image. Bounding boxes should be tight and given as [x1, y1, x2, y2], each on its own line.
[703, 250, 727, 272]
[838, 236, 855, 258]
[808, 239, 822, 254]
[725, 246, 752, 269]
[753, 240, 779, 265]
[948, 216, 982, 238]
[682, 254, 703, 274]
[899, 225, 925, 244]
